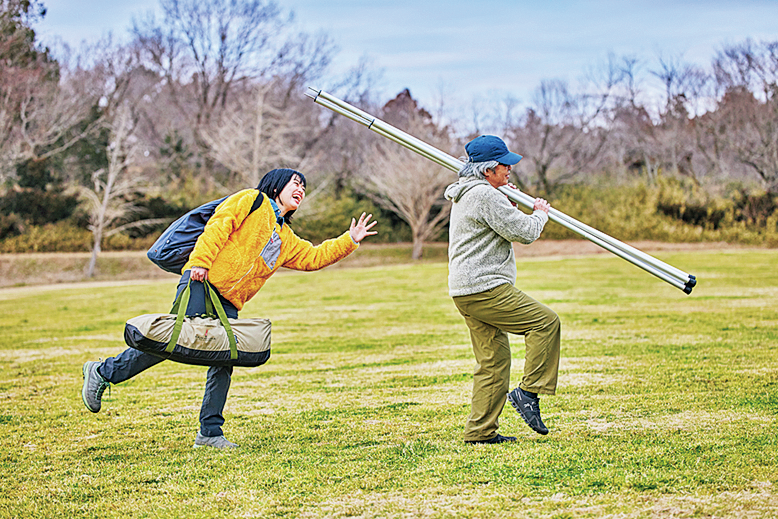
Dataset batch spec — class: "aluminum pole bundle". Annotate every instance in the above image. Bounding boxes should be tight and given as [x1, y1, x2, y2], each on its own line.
[305, 87, 697, 294]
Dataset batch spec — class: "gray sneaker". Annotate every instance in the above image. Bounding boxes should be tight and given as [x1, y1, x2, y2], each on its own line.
[194, 433, 239, 449]
[81, 361, 110, 413]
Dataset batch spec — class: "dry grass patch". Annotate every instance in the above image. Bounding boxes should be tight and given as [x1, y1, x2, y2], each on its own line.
[579, 410, 774, 434]
[296, 488, 778, 519]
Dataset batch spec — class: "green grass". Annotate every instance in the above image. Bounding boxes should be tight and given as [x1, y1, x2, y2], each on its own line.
[0, 249, 776, 518]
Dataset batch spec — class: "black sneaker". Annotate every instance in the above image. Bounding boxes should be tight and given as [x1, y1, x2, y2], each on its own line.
[81, 361, 110, 413]
[465, 434, 517, 445]
[507, 387, 549, 435]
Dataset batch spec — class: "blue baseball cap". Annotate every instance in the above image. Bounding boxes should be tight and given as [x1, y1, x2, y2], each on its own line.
[465, 135, 522, 165]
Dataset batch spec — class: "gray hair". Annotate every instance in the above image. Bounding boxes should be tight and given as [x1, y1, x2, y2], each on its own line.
[457, 158, 499, 179]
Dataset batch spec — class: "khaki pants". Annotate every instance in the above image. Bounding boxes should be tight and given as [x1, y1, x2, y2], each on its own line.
[453, 283, 561, 441]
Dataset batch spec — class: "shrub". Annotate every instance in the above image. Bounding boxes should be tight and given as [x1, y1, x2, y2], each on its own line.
[656, 178, 729, 229]
[103, 232, 159, 251]
[544, 180, 777, 246]
[0, 223, 162, 253]
[0, 222, 92, 252]
[730, 189, 777, 227]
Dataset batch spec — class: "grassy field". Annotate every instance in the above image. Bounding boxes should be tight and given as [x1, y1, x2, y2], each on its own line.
[0, 248, 776, 518]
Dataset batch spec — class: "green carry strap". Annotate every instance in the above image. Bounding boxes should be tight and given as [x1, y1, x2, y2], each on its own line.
[170, 281, 187, 315]
[166, 279, 238, 361]
[204, 281, 238, 360]
[167, 280, 192, 354]
[203, 287, 215, 318]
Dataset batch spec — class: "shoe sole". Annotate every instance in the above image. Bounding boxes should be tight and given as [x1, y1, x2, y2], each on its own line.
[81, 362, 100, 413]
[507, 391, 548, 435]
[465, 436, 517, 445]
[194, 435, 238, 449]
[193, 443, 238, 449]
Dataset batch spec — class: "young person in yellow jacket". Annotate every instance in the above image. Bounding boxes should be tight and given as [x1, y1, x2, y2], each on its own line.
[81, 168, 377, 448]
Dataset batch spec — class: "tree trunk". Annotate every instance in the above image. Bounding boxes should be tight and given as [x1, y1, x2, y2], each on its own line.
[86, 228, 102, 278]
[537, 164, 553, 196]
[411, 230, 424, 260]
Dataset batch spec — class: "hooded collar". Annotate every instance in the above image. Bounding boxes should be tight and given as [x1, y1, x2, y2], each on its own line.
[444, 176, 490, 203]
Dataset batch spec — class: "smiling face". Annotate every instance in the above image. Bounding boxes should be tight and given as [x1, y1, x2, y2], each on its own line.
[275, 174, 306, 215]
[484, 164, 512, 189]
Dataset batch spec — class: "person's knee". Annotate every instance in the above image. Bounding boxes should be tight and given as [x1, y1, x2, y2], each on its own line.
[549, 311, 560, 331]
[535, 308, 560, 333]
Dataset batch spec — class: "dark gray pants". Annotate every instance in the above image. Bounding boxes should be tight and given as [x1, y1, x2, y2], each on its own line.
[99, 271, 239, 437]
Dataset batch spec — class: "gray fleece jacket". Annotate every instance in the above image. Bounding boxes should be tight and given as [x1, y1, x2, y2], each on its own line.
[445, 177, 549, 297]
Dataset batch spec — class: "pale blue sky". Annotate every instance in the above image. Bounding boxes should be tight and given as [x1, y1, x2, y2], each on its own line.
[35, 0, 778, 110]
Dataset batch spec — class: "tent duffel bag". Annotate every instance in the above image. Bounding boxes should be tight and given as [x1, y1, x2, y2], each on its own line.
[124, 280, 271, 367]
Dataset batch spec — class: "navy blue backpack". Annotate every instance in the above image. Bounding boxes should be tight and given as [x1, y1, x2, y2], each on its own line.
[147, 191, 264, 274]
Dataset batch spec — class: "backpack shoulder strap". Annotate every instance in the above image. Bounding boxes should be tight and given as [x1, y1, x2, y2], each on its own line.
[248, 189, 264, 215]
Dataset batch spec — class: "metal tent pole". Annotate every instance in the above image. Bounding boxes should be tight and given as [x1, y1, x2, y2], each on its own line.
[306, 87, 696, 294]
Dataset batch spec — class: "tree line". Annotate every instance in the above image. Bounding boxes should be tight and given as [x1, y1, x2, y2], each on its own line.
[1, 0, 777, 271]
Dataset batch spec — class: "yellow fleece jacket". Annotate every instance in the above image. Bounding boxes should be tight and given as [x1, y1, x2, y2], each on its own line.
[182, 189, 358, 311]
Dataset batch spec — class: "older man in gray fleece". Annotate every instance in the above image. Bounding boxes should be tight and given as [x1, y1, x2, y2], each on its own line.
[445, 135, 561, 445]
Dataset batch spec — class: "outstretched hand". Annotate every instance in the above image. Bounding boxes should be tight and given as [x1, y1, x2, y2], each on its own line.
[349, 213, 378, 243]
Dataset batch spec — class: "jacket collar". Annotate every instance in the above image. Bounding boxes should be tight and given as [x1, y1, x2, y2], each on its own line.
[268, 198, 285, 228]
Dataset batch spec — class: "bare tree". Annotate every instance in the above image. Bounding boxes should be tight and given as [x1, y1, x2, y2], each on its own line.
[202, 31, 337, 188]
[650, 54, 700, 182]
[77, 104, 164, 277]
[507, 72, 615, 195]
[359, 90, 457, 259]
[302, 57, 385, 198]
[132, 0, 290, 179]
[80, 104, 138, 277]
[61, 40, 168, 277]
[0, 0, 64, 178]
[13, 54, 102, 162]
[607, 56, 666, 183]
[682, 66, 737, 187]
[0, 36, 131, 184]
[204, 82, 289, 186]
[0, 62, 45, 177]
[365, 150, 455, 259]
[713, 40, 778, 194]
